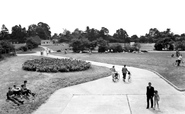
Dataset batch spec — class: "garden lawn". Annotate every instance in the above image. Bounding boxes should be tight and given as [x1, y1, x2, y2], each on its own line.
[44, 43, 69, 51]
[0, 56, 111, 114]
[16, 47, 45, 54]
[52, 51, 185, 89]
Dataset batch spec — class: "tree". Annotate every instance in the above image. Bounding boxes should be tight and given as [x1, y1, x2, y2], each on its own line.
[27, 24, 37, 37]
[11, 25, 27, 43]
[109, 43, 123, 52]
[139, 36, 147, 43]
[132, 43, 141, 51]
[175, 41, 185, 51]
[96, 37, 109, 52]
[26, 37, 39, 49]
[0, 24, 10, 40]
[85, 27, 100, 41]
[36, 22, 51, 40]
[113, 28, 129, 42]
[70, 38, 90, 53]
[99, 27, 109, 40]
[154, 37, 174, 50]
[0, 40, 15, 54]
[130, 35, 139, 42]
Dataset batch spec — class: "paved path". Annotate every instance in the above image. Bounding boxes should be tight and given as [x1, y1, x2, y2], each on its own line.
[17, 47, 185, 114]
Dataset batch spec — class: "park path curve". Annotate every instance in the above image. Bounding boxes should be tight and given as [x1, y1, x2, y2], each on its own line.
[17, 47, 185, 114]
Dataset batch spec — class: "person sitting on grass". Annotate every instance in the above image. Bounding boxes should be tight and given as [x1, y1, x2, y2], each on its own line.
[12, 85, 21, 97]
[6, 87, 24, 106]
[21, 80, 35, 98]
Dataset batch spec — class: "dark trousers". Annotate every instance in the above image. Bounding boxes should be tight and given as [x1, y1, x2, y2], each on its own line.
[177, 60, 181, 66]
[7, 96, 23, 105]
[147, 96, 153, 108]
[123, 73, 126, 79]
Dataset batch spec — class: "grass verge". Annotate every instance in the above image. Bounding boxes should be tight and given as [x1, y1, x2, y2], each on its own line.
[0, 56, 111, 114]
[51, 51, 185, 89]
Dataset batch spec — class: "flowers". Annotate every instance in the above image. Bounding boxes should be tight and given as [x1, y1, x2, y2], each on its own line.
[22, 58, 91, 72]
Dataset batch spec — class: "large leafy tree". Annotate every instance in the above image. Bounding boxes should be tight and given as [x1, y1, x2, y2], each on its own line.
[27, 24, 38, 37]
[113, 28, 129, 42]
[130, 35, 139, 42]
[70, 38, 90, 53]
[36, 22, 51, 40]
[11, 25, 27, 43]
[99, 27, 109, 40]
[85, 27, 100, 41]
[0, 24, 10, 40]
[96, 37, 109, 52]
[27, 22, 51, 40]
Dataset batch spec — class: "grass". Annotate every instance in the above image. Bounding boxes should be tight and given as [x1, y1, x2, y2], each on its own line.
[44, 43, 69, 51]
[0, 56, 111, 114]
[16, 47, 45, 54]
[51, 51, 185, 89]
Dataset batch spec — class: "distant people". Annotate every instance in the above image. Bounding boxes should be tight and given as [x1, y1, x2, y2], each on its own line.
[153, 90, 160, 110]
[6, 87, 24, 106]
[146, 82, 154, 109]
[111, 66, 119, 82]
[122, 65, 129, 82]
[110, 66, 116, 73]
[12, 85, 21, 97]
[21, 80, 35, 97]
[176, 54, 183, 66]
[64, 49, 67, 54]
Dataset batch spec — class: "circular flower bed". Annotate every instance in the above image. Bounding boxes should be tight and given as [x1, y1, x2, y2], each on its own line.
[22, 58, 91, 72]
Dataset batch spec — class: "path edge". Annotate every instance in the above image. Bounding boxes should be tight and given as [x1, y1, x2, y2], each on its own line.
[145, 68, 185, 91]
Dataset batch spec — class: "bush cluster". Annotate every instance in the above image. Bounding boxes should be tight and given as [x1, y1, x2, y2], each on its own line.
[123, 44, 139, 52]
[22, 58, 91, 72]
[109, 44, 123, 52]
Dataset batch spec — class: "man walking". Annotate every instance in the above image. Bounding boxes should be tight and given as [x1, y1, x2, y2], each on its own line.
[122, 65, 128, 82]
[146, 82, 154, 109]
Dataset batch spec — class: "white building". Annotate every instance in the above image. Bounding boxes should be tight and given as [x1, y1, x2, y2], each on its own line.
[41, 40, 53, 45]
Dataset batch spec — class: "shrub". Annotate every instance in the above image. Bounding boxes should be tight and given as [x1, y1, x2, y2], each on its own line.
[97, 38, 109, 53]
[57, 50, 61, 52]
[26, 38, 39, 50]
[175, 41, 185, 51]
[70, 38, 90, 53]
[109, 44, 123, 52]
[22, 58, 91, 73]
[19, 45, 28, 52]
[0, 40, 15, 54]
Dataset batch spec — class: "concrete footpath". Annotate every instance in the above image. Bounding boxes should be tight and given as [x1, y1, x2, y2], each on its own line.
[18, 48, 185, 114]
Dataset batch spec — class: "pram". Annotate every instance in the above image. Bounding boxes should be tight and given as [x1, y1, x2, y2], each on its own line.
[112, 72, 120, 82]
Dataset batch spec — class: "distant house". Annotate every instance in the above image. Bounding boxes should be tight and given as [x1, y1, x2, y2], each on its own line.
[41, 40, 53, 45]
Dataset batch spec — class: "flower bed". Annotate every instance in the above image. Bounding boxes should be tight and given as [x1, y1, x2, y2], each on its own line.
[22, 58, 91, 72]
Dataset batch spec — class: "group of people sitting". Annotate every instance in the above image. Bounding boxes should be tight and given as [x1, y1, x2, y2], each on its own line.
[6, 80, 35, 106]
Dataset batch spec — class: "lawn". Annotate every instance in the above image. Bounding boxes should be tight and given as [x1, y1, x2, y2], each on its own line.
[44, 43, 70, 51]
[16, 47, 45, 54]
[51, 51, 185, 89]
[0, 56, 111, 114]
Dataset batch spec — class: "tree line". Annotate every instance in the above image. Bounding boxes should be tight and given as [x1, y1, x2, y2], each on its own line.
[0, 22, 185, 51]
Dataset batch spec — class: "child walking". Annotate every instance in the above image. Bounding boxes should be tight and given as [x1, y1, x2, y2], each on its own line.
[128, 71, 131, 82]
[153, 90, 160, 110]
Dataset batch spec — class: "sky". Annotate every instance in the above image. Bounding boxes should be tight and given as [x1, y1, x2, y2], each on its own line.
[0, 0, 185, 36]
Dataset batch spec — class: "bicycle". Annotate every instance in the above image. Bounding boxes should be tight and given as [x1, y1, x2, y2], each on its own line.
[173, 60, 185, 66]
